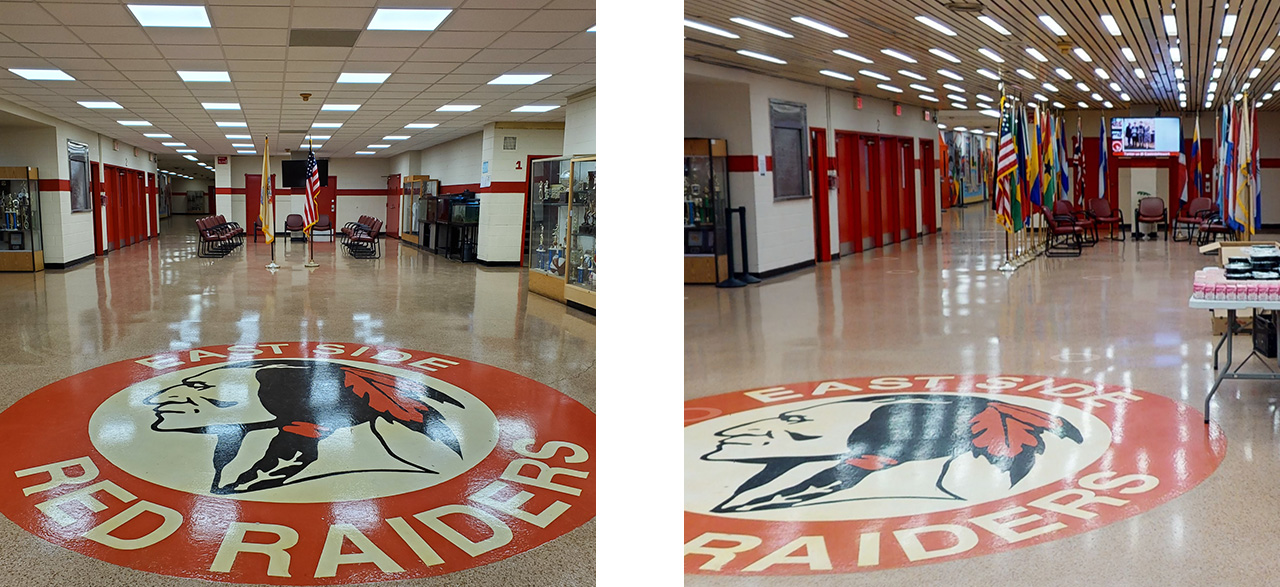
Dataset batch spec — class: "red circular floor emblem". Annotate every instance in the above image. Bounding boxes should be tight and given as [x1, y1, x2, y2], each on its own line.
[0, 343, 595, 584]
[684, 375, 1225, 575]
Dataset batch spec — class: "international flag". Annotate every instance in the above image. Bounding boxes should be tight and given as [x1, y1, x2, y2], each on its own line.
[995, 99, 1017, 233]
[1073, 117, 1085, 205]
[1014, 104, 1028, 230]
[1232, 99, 1254, 234]
[1176, 148, 1188, 207]
[259, 136, 273, 244]
[1058, 116, 1070, 200]
[1097, 116, 1107, 203]
[302, 150, 320, 233]
[1253, 102, 1262, 232]
[1027, 106, 1043, 210]
[1190, 114, 1202, 196]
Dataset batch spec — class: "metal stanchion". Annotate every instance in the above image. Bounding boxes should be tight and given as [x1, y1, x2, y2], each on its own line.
[732, 206, 761, 284]
[717, 206, 747, 288]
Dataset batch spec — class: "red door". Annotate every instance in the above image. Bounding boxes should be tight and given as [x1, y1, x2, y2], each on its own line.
[921, 139, 937, 234]
[864, 136, 884, 249]
[883, 139, 900, 244]
[809, 127, 830, 262]
[835, 132, 861, 255]
[318, 176, 336, 228]
[902, 139, 917, 238]
[386, 174, 401, 237]
[109, 167, 124, 250]
[91, 162, 103, 256]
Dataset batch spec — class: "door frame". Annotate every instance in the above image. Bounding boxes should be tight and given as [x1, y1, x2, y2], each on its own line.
[834, 131, 862, 255]
[920, 138, 937, 234]
[386, 173, 401, 238]
[809, 127, 831, 262]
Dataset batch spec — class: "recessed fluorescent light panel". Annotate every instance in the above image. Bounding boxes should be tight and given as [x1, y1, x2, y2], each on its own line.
[9, 68, 74, 81]
[1073, 48, 1092, 62]
[876, 84, 903, 93]
[834, 49, 873, 63]
[1122, 47, 1137, 62]
[1264, 48, 1277, 61]
[737, 49, 785, 64]
[337, 72, 391, 84]
[977, 16, 1011, 35]
[302, 135, 330, 141]
[1164, 14, 1177, 35]
[1039, 15, 1067, 36]
[977, 68, 1000, 80]
[202, 102, 239, 110]
[231, 144, 253, 148]
[820, 70, 855, 81]
[943, 83, 964, 92]
[897, 70, 926, 80]
[938, 69, 963, 81]
[859, 70, 890, 81]
[321, 104, 360, 111]
[1034, 93, 1049, 101]
[951, 102, 967, 109]
[683, 19, 739, 39]
[1053, 101, 1066, 109]
[300, 144, 323, 150]
[237, 150, 256, 155]
[1109, 82, 1122, 91]
[489, 73, 551, 85]
[79, 101, 121, 109]
[914, 16, 956, 36]
[175, 149, 196, 153]
[729, 17, 792, 38]
[881, 49, 916, 63]
[920, 95, 939, 102]
[1223, 14, 1237, 36]
[178, 71, 229, 82]
[977, 93, 993, 101]
[1043, 82, 1059, 92]
[928, 48, 960, 63]
[1076, 82, 1090, 92]
[1170, 47, 1182, 62]
[978, 48, 1004, 63]
[182, 155, 198, 161]
[1135, 68, 1145, 78]
[909, 84, 933, 92]
[127, 4, 211, 27]
[1216, 47, 1227, 62]
[367, 8, 452, 31]
[405, 123, 439, 128]
[947, 94, 966, 102]
[1251, 68, 1262, 78]
[225, 134, 250, 139]
[1025, 47, 1048, 62]
[383, 136, 409, 140]
[118, 120, 151, 126]
[161, 142, 185, 147]
[312, 123, 342, 128]
[143, 133, 170, 138]
[1101, 15, 1122, 36]
[1121, 93, 1131, 101]
[791, 16, 847, 37]
[512, 105, 559, 113]
[216, 122, 247, 127]
[1016, 68, 1035, 79]
[355, 151, 376, 155]
[367, 144, 390, 149]
[1095, 68, 1110, 79]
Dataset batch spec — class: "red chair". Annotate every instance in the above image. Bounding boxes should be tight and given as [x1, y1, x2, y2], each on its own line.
[1041, 208, 1084, 257]
[1054, 200, 1096, 245]
[1087, 198, 1125, 241]
[1173, 197, 1213, 242]
[1134, 196, 1168, 241]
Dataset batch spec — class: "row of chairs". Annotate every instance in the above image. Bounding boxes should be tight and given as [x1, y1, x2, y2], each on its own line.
[195, 215, 245, 258]
[1041, 199, 1125, 257]
[1172, 197, 1236, 246]
[340, 215, 383, 259]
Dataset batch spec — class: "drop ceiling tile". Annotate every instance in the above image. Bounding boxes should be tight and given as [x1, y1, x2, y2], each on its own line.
[440, 73, 503, 84]
[0, 43, 37, 58]
[354, 31, 429, 49]
[451, 62, 521, 74]
[470, 48, 538, 63]
[143, 29, 221, 45]
[382, 79, 439, 90]
[0, 25, 81, 44]
[420, 31, 503, 49]
[235, 82, 283, 91]
[440, 9, 536, 32]
[67, 26, 146, 45]
[25, 43, 100, 59]
[286, 47, 352, 61]
[228, 60, 286, 72]
[0, 3, 60, 26]
[346, 47, 414, 62]
[543, 0, 593, 9]
[512, 9, 592, 32]
[525, 49, 591, 63]
[216, 28, 288, 47]
[121, 70, 178, 81]
[289, 8, 373, 29]
[489, 31, 574, 50]
[208, 6, 291, 28]
[226, 71, 285, 82]
[165, 59, 232, 71]
[558, 62, 592, 76]
[284, 61, 343, 73]
[158, 45, 226, 60]
[218, 46, 286, 62]
[93, 44, 164, 60]
[111, 59, 173, 71]
[396, 62, 460, 74]
[41, 3, 137, 27]
[284, 72, 339, 83]
[67, 69, 127, 81]
[410, 47, 480, 62]
[553, 31, 594, 50]
[1, 57, 56, 69]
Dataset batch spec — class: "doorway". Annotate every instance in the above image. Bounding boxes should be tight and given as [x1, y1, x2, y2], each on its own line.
[921, 139, 937, 234]
[834, 132, 861, 255]
[386, 174, 401, 238]
[809, 127, 830, 262]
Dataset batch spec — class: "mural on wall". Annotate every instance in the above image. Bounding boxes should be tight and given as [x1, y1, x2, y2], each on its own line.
[157, 174, 170, 219]
[945, 132, 994, 205]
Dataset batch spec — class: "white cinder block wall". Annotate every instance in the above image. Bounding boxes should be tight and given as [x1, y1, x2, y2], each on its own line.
[478, 123, 565, 263]
[686, 60, 942, 274]
[563, 90, 596, 157]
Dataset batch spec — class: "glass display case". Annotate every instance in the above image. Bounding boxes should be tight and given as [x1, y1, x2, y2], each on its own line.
[527, 156, 595, 311]
[402, 175, 437, 247]
[684, 138, 730, 284]
[0, 167, 43, 272]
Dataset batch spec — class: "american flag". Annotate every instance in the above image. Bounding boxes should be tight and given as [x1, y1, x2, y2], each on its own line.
[302, 151, 319, 233]
[994, 100, 1016, 232]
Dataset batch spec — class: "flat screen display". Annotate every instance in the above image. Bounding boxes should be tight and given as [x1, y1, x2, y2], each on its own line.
[281, 159, 329, 188]
[1110, 117, 1181, 157]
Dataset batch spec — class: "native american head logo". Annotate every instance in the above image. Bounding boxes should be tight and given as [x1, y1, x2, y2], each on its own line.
[143, 359, 464, 495]
[700, 394, 1083, 513]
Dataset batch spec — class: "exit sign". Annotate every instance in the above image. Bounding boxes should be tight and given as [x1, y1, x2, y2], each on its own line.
[895, 104, 902, 116]
[856, 96, 862, 110]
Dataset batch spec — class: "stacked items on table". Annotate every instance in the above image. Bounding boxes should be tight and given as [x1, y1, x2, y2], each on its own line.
[1195, 269, 1280, 303]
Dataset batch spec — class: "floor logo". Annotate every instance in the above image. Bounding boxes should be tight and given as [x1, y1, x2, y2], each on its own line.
[0, 343, 595, 584]
[685, 375, 1225, 575]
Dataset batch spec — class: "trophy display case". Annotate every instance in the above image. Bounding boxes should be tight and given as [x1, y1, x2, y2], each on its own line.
[684, 138, 730, 284]
[0, 167, 43, 272]
[527, 156, 595, 311]
[402, 175, 437, 247]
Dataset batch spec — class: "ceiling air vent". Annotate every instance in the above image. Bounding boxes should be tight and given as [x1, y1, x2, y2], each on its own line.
[289, 29, 362, 48]
[944, 2, 986, 13]
[503, 136, 517, 150]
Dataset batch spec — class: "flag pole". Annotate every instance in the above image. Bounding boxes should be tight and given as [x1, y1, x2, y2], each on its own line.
[305, 136, 319, 268]
[264, 135, 279, 270]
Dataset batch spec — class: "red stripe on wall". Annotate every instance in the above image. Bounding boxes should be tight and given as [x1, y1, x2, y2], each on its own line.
[1260, 158, 1280, 168]
[726, 155, 774, 172]
[38, 179, 71, 192]
[215, 187, 232, 194]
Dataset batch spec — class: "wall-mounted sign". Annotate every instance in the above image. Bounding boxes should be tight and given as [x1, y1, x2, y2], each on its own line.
[895, 104, 902, 117]
[855, 97, 863, 110]
[217, 157, 228, 165]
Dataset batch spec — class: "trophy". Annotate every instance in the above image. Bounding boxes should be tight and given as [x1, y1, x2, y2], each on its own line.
[548, 226, 563, 274]
[535, 224, 547, 270]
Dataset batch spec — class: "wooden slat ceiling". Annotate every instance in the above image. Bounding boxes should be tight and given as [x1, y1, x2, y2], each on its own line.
[0, 0, 594, 176]
[686, 0, 1280, 121]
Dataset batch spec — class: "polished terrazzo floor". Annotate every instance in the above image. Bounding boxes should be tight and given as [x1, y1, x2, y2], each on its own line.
[0, 217, 595, 586]
[686, 204, 1280, 585]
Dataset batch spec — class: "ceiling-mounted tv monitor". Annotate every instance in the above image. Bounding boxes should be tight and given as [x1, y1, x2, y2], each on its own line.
[281, 158, 328, 187]
[1109, 117, 1181, 157]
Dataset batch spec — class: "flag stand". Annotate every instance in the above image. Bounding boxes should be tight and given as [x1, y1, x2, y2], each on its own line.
[304, 230, 318, 267]
[266, 242, 279, 270]
[302, 136, 320, 268]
